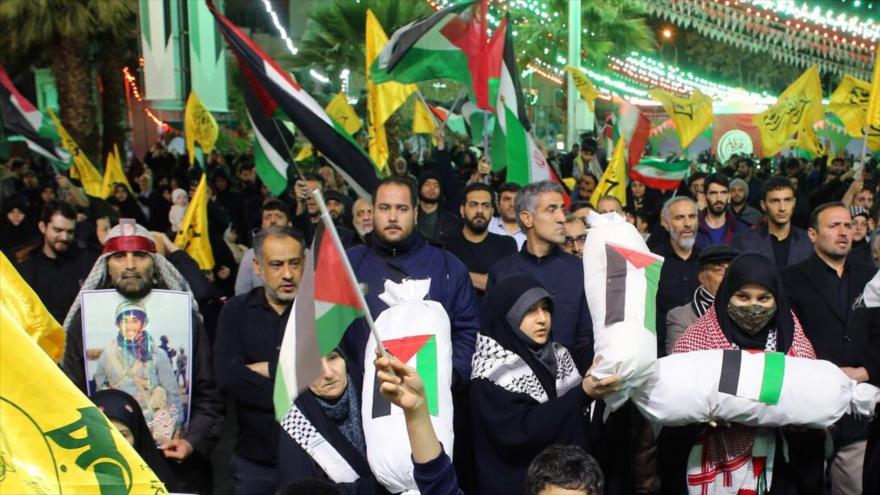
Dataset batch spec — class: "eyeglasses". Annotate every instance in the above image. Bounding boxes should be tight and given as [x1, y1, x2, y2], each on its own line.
[563, 234, 587, 247]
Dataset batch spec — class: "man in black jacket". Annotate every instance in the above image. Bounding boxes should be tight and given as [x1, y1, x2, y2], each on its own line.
[732, 177, 812, 267]
[214, 226, 305, 495]
[783, 202, 880, 495]
[61, 221, 224, 494]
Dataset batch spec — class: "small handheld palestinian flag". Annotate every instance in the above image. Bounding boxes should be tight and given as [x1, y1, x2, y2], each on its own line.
[273, 190, 385, 420]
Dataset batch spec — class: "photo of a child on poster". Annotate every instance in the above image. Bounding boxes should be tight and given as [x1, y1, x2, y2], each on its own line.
[80, 289, 192, 446]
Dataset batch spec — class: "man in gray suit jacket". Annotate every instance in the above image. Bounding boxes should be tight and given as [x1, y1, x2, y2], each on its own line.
[732, 176, 813, 267]
[665, 245, 740, 353]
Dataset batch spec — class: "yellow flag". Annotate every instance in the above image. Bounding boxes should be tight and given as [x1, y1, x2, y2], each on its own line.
[791, 125, 826, 158]
[0, 291, 168, 493]
[867, 43, 880, 151]
[48, 108, 103, 197]
[174, 174, 214, 270]
[101, 144, 133, 198]
[326, 92, 362, 135]
[649, 88, 714, 149]
[413, 99, 437, 135]
[753, 65, 824, 157]
[828, 75, 872, 138]
[184, 91, 219, 166]
[0, 252, 65, 363]
[366, 9, 416, 170]
[590, 138, 627, 207]
[565, 66, 599, 112]
[294, 144, 314, 161]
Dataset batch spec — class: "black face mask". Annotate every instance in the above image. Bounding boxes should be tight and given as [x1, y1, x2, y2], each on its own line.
[727, 303, 776, 335]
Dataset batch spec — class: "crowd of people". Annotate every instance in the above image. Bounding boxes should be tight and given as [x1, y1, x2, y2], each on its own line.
[1, 130, 879, 495]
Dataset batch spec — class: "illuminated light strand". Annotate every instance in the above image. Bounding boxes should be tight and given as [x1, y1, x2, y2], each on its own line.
[742, 0, 878, 41]
[122, 66, 172, 130]
[262, 0, 298, 55]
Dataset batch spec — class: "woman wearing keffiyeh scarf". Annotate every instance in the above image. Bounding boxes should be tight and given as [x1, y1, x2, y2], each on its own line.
[658, 253, 824, 495]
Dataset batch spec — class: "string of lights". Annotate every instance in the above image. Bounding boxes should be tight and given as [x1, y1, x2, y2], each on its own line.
[122, 66, 171, 129]
[261, 0, 298, 56]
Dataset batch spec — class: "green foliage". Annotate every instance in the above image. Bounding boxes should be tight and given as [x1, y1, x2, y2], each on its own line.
[292, 0, 432, 76]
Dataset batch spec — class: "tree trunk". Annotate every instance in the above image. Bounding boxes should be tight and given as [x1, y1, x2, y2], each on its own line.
[99, 47, 128, 161]
[50, 37, 100, 163]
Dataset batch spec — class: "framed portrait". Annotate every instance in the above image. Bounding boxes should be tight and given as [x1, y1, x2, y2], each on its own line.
[80, 289, 192, 446]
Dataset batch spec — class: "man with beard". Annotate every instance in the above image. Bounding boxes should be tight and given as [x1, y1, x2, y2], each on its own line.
[733, 177, 812, 267]
[214, 226, 305, 494]
[734, 157, 764, 207]
[416, 170, 461, 243]
[729, 178, 761, 226]
[652, 196, 701, 356]
[783, 203, 880, 494]
[488, 182, 526, 249]
[695, 174, 749, 250]
[234, 198, 290, 296]
[17, 199, 99, 322]
[351, 197, 373, 244]
[444, 183, 517, 300]
[293, 174, 356, 247]
[61, 221, 223, 494]
[562, 214, 588, 258]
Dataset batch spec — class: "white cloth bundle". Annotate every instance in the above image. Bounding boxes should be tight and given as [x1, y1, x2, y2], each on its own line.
[583, 211, 664, 412]
[361, 279, 454, 494]
[632, 349, 880, 427]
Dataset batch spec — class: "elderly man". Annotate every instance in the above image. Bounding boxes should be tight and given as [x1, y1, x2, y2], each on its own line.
[215, 226, 305, 495]
[487, 181, 594, 370]
[61, 221, 223, 494]
[652, 196, 701, 356]
[351, 197, 373, 245]
[664, 245, 739, 353]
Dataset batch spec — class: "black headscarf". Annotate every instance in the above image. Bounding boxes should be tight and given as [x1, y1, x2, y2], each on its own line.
[713, 253, 795, 353]
[0, 198, 38, 252]
[481, 274, 559, 397]
[90, 389, 174, 483]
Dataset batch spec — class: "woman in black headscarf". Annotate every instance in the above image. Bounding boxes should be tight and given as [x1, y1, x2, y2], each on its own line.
[658, 253, 823, 495]
[90, 389, 175, 487]
[470, 274, 616, 494]
[0, 198, 39, 254]
[276, 349, 385, 495]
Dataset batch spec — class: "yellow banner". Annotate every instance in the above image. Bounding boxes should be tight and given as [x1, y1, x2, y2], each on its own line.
[828, 75, 871, 138]
[791, 125, 826, 158]
[48, 108, 103, 197]
[184, 91, 219, 167]
[753, 65, 824, 157]
[565, 66, 599, 112]
[590, 138, 627, 208]
[174, 174, 214, 270]
[0, 293, 167, 494]
[413, 98, 436, 135]
[0, 251, 65, 362]
[366, 9, 416, 170]
[649, 88, 714, 149]
[867, 43, 880, 151]
[101, 144, 133, 199]
[326, 92, 362, 135]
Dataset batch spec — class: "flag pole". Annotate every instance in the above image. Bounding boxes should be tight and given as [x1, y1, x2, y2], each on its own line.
[311, 188, 387, 357]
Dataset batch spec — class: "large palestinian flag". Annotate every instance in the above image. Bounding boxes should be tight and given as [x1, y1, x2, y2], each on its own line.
[274, 220, 365, 421]
[208, 2, 378, 198]
[371, 1, 505, 110]
[240, 75, 294, 196]
[0, 65, 67, 163]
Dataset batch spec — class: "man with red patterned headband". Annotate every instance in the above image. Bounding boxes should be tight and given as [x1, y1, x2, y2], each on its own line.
[61, 219, 224, 494]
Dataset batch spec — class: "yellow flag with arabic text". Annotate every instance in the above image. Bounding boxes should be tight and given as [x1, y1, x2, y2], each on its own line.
[174, 174, 214, 270]
[0, 285, 167, 493]
[366, 9, 416, 170]
[649, 88, 714, 149]
[828, 75, 872, 138]
[791, 125, 826, 158]
[185, 91, 219, 166]
[0, 251, 65, 362]
[101, 144, 133, 199]
[565, 66, 599, 112]
[753, 65, 824, 157]
[48, 108, 103, 197]
[866, 43, 880, 151]
[326, 92, 362, 135]
[590, 138, 627, 208]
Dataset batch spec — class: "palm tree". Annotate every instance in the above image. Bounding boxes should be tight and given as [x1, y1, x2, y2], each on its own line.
[293, 0, 432, 77]
[0, 0, 135, 161]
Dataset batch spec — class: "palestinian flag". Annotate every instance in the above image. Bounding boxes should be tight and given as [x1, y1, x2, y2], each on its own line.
[274, 220, 366, 421]
[0, 65, 68, 163]
[240, 76, 293, 196]
[372, 335, 439, 417]
[604, 243, 664, 334]
[492, 15, 568, 198]
[630, 157, 690, 191]
[371, 1, 505, 110]
[718, 350, 785, 405]
[208, 2, 378, 199]
[425, 102, 467, 136]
